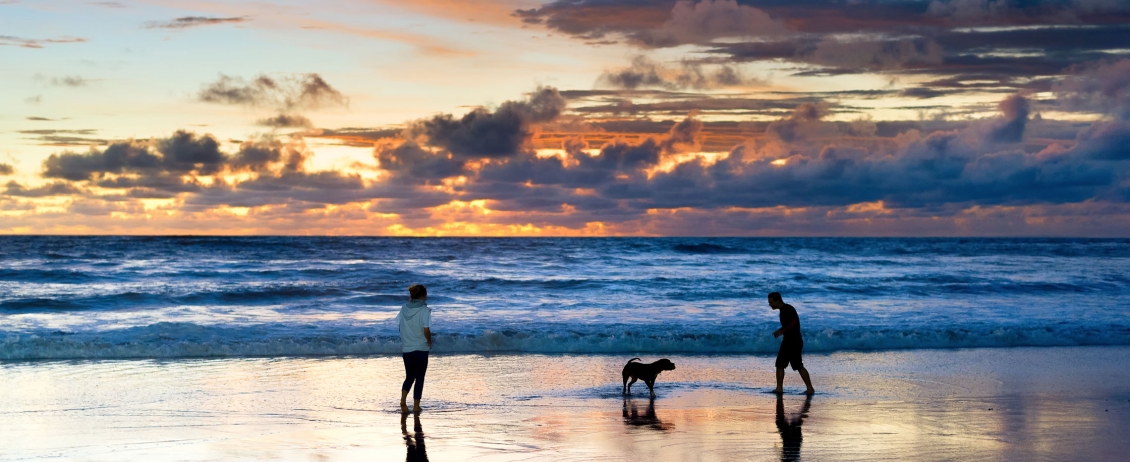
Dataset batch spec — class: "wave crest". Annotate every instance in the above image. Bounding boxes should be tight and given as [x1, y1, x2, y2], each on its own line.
[3, 322, 1128, 360]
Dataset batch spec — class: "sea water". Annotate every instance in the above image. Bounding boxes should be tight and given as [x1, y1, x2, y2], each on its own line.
[1, 236, 1128, 359]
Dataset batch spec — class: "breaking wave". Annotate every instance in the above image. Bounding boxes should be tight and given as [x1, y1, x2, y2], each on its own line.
[3, 322, 1129, 360]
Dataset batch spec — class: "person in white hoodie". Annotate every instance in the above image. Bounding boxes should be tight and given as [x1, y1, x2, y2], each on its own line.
[398, 284, 433, 413]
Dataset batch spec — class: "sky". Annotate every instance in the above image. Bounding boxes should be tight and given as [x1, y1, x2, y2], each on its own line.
[2, 0, 1130, 236]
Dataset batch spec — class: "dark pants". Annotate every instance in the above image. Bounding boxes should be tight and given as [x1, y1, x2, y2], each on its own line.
[402, 350, 429, 400]
[775, 337, 804, 371]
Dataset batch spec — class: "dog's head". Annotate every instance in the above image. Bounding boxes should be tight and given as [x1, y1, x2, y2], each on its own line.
[656, 359, 676, 371]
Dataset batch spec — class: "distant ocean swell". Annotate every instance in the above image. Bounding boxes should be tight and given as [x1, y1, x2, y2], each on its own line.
[3, 322, 1129, 360]
[3, 236, 1129, 360]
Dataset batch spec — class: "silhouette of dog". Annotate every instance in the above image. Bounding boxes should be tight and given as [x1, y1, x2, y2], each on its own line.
[621, 358, 676, 398]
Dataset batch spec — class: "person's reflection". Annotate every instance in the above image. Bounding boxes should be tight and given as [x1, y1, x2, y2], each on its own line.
[776, 394, 811, 462]
[401, 412, 429, 462]
[622, 397, 673, 431]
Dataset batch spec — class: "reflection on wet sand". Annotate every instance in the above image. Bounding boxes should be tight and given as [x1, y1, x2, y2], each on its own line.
[776, 395, 811, 462]
[623, 397, 673, 431]
[401, 413, 429, 462]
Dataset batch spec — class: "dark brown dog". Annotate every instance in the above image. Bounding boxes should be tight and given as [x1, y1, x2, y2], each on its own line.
[621, 358, 676, 398]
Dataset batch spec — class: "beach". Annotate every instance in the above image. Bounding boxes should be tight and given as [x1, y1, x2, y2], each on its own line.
[4, 346, 1128, 461]
[3, 237, 1129, 460]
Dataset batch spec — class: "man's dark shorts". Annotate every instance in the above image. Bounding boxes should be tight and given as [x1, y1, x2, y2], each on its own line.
[775, 338, 804, 370]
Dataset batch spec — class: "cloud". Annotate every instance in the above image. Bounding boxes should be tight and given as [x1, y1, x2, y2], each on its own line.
[18, 129, 108, 146]
[50, 75, 90, 87]
[518, 0, 1130, 101]
[597, 55, 759, 90]
[257, 113, 313, 128]
[41, 131, 225, 181]
[452, 92, 1126, 227]
[4, 181, 85, 198]
[1056, 58, 1130, 120]
[927, 0, 1130, 22]
[26, 116, 56, 121]
[12, 81, 1130, 236]
[198, 73, 347, 111]
[636, 0, 787, 47]
[987, 93, 1030, 143]
[145, 16, 248, 29]
[0, 35, 86, 49]
[0, 164, 13, 176]
[765, 102, 836, 142]
[404, 86, 566, 159]
[804, 37, 944, 72]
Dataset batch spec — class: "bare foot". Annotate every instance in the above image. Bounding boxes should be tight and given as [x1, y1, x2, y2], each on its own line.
[412, 404, 421, 414]
[400, 403, 410, 414]
[773, 388, 784, 394]
[805, 389, 815, 395]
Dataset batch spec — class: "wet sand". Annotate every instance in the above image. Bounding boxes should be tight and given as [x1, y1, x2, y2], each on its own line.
[2, 346, 1129, 461]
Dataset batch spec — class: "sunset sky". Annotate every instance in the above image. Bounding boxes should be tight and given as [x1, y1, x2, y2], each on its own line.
[3, 0, 1130, 236]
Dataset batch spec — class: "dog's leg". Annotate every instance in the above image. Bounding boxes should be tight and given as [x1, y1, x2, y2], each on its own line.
[646, 379, 656, 398]
[622, 372, 629, 395]
[626, 377, 637, 395]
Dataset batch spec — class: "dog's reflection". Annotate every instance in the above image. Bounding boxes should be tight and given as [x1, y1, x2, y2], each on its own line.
[401, 412, 429, 462]
[622, 397, 673, 431]
[776, 394, 812, 462]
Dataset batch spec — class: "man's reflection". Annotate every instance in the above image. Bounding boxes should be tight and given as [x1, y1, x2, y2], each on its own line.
[776, 394, 811, 462]
[401, 412, 429, 462]
[622, 397, 673, 431]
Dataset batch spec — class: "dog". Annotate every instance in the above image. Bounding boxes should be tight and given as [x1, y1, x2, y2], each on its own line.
[621, 358, 676, 398]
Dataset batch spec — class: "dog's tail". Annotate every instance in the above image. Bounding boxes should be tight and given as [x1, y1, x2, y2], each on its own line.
[626, 357, 641, 365]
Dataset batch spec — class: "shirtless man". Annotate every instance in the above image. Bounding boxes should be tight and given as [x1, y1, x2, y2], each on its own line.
[770, 292, 814, 395]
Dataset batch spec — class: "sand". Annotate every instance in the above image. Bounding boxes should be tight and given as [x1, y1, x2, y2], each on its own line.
[2, 346, 1129, 461]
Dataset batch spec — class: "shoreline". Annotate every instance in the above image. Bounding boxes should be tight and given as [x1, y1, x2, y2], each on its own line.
[2, 346, 1128, 460]
[4, 343, 1130, 363]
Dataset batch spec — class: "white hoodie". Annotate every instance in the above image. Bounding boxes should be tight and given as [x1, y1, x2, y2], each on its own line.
[397, 299, 431, 353]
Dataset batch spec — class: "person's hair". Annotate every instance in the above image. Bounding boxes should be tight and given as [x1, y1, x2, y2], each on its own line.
[408, 284, 427, 300]
[768, 292, 783, 302]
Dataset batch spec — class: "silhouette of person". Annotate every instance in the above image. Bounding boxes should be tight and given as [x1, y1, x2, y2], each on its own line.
[398, 284, 433, 413]
[776, 394, 811, 462]
[622, 397, 672, 431]
[769, 292, 814, 394]
[401, 412, 429, 462]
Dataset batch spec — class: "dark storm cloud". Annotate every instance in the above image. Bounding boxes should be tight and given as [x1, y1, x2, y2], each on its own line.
[0, 163, 13, 176]
[198, 73, 347, 111]
[520, 1, 1130, 42]
[157, 131, 227, 174]
[1072, 121, 1130, 161]
[456, 93, 1130, 220]
[43, 141, 164, 181]
[33, 129, 400, 209]
[144, 16, 248, 29]
[394, 86, 566, 162]
[926, 0, 1130, 23]
[520, 1, 1130, 96]
[39, 131, 321, 184]
[474, 115, 697, 197]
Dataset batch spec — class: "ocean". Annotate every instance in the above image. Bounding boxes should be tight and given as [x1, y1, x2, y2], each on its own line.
[1, 236, 1128, 359]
